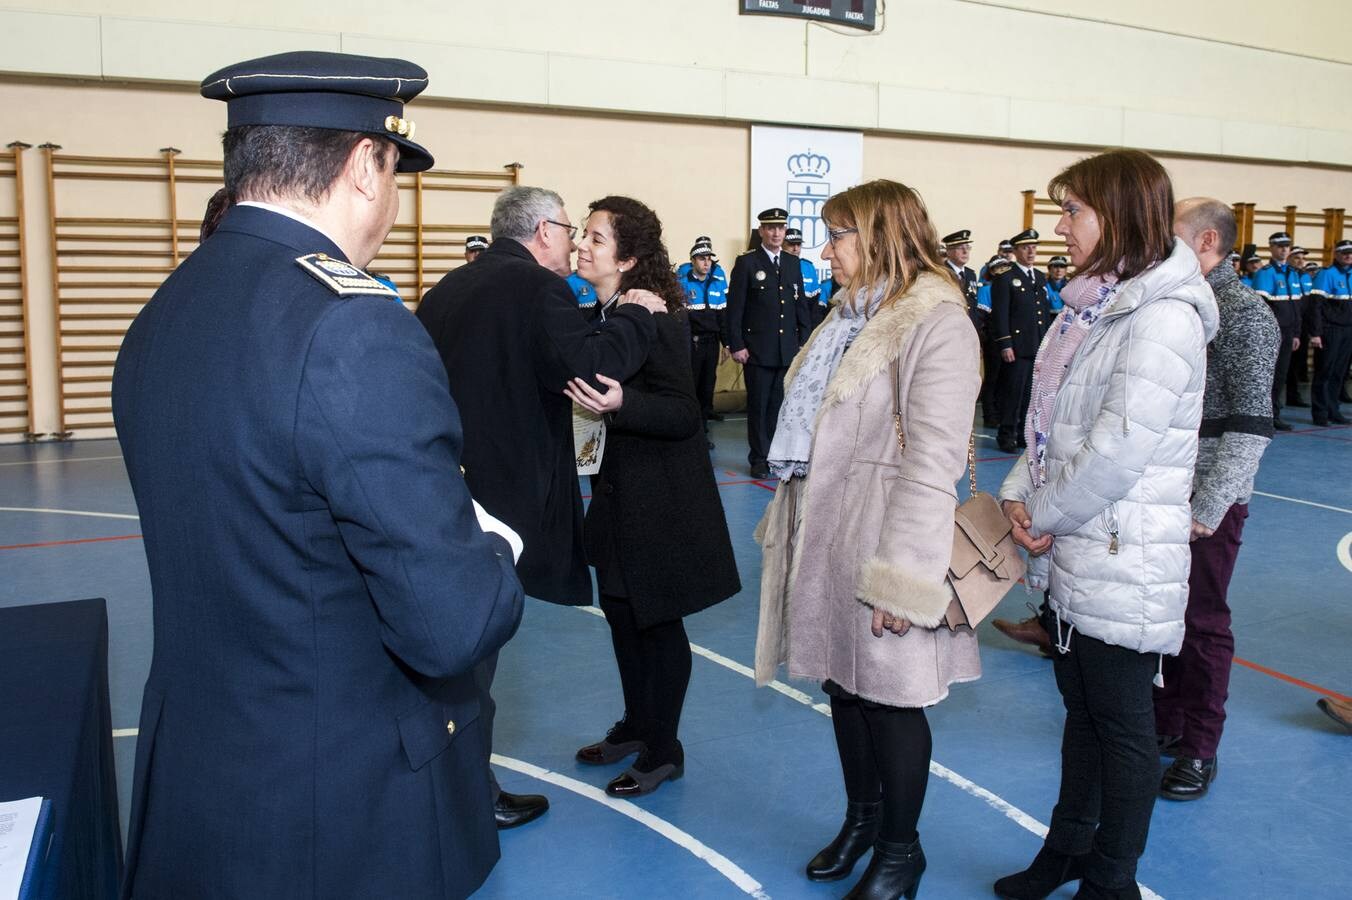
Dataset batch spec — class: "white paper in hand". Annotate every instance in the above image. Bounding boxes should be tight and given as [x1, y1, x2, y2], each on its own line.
[472, 500, 523, 563]
[0, 797, 43, 900]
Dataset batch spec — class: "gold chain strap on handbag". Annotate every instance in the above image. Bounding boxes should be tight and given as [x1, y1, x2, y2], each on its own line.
[889, 358, 1024, 629]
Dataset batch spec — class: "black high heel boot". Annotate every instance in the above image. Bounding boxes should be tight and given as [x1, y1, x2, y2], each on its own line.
[805, 800, 882, 881]
[993, 846, 1084, 899]
[843, 836, 926, 900]
[1073, 879, 1141, 899]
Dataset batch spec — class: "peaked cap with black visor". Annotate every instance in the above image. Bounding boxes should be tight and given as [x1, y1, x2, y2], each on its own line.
[201, 51, 435, 173]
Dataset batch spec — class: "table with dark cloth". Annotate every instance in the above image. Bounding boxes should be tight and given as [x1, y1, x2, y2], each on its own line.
[0, 598, 122, 899]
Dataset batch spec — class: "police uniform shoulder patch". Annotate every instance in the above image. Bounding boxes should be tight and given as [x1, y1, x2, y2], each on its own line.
[990, 261, 1014, 277]
[295, 252, 399, 297]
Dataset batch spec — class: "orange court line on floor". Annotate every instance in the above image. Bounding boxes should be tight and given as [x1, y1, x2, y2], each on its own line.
[1232, 656, 1352, 703]
[0, 533, 144, 551]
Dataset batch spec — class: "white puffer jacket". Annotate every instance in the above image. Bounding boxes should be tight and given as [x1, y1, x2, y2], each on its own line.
[1000, 239, 1219, 656]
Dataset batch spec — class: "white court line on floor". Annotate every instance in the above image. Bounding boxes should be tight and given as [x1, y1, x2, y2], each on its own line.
[491, 754, 771, 899]
[0, 506, 140, 520]
[574, 605, 1164, 900]
[1251, 491, 1352, 516]
[108, 723, 770, 898]
[0, 455, 124, 467]
[1338, 532, 1352, 575]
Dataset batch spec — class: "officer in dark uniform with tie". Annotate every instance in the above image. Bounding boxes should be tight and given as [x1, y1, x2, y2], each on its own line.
[726, 207, 809, 478]
[943, 229, 980, 323]
[944, 229, 992, 423]
[992, 228, 1050, 452]
[112, 51, 524, 899]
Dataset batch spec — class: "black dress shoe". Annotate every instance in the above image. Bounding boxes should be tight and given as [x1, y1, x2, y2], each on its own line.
[844, 836, 926, 900]
[1313, 417, 1329, 427]
[806, 799, 882, 881]
[606, 760, 683, 797]
[997, 441, 1018, 454]
[707, 411, 725, 421]
[1159, 755, 1217, 801]
[1272, 418, 1293, 431]
[994, 846, 1083, 899]
[576, 719, 646, 766]
[1331, 413, 1350, 425]
[495, 791, 549, 829]
[750, 462, 770, 479]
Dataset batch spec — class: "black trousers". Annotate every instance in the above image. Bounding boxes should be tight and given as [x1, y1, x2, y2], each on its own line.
[979, 333, 1001, 420]
[828, 688, 931, 844]
[744, 363, 787, 467]
[997, 356, 1034, 444]
[1271, 326, 1295, 418]
[1313, 324, 1352, 422]
[1287, 326, 1312, 398]
[690, 334, 720, 420]
[1044, 610, 1159, 890]
[600, 594, 691, 765]
[472, 650, 502, 801]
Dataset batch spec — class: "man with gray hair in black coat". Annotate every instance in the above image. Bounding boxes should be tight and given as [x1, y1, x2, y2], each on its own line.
[417, 184, 659, 828]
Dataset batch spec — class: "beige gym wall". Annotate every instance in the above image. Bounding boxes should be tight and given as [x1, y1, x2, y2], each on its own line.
[3, 0, 1352, 162]
[4, 75, 1350, 440]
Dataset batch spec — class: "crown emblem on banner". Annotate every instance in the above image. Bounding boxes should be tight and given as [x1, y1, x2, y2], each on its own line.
[786, 151, 830, 178]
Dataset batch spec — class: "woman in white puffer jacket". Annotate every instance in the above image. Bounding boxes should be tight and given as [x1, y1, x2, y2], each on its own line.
[993, 150, 1218, 900]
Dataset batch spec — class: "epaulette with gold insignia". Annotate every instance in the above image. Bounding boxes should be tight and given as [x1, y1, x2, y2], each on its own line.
[989, 261, 1015, 278]
[295, 252, 399, 297]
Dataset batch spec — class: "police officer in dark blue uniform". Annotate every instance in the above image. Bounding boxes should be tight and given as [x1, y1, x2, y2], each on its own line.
[785, 227, 828, 329]
[112, 51, 524, 900]
[464, 233, 488, 263]
[675, 236, 729, 427]
[1251, 231, 1305, 429]
[992, 228, 1050, 452]
[726, 207, 810, 478]
[942, 229, 980, 323]
[1309, 239, 1352, 425]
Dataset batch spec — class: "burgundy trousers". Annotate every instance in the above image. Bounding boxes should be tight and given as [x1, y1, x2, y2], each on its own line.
[1153, 503, 1248, 759]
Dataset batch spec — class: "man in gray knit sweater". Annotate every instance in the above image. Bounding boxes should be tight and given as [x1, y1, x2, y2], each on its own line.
[1154, 198, 1280, 801]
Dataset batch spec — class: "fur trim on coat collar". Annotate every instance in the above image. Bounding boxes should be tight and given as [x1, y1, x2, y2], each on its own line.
[785, 271, 966, 409]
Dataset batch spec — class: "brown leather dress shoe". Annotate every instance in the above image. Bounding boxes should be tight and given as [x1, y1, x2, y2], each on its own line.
[992, 615, 1053, 656]
[1317, 696, 1352, 732]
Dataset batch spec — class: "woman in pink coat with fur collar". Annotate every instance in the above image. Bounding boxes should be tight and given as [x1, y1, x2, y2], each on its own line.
[755, 180, 982, 900]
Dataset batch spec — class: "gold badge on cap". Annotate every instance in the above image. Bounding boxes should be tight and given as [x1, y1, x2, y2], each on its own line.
[384, 115, 416, 139]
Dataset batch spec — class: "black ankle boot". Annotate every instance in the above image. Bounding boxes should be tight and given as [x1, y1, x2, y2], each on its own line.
[805, 800, 882, 881]
[843, 836, 926, 900]
[994, 846, 1084, 899]
[1073, 879, 1141, 899]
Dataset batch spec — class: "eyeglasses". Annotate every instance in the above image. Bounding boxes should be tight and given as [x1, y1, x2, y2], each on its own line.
[544, 219, 577, 241]
[827, 227, 858, 246]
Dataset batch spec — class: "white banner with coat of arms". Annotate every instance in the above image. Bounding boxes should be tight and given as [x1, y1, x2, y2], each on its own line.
[750, 126, 864, 287]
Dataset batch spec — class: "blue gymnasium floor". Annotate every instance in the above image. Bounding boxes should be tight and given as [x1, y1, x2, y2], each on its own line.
[1, 410, 1350, 899]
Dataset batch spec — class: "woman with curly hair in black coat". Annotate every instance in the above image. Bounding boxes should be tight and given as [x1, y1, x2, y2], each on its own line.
[565, 196, 741, 797]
